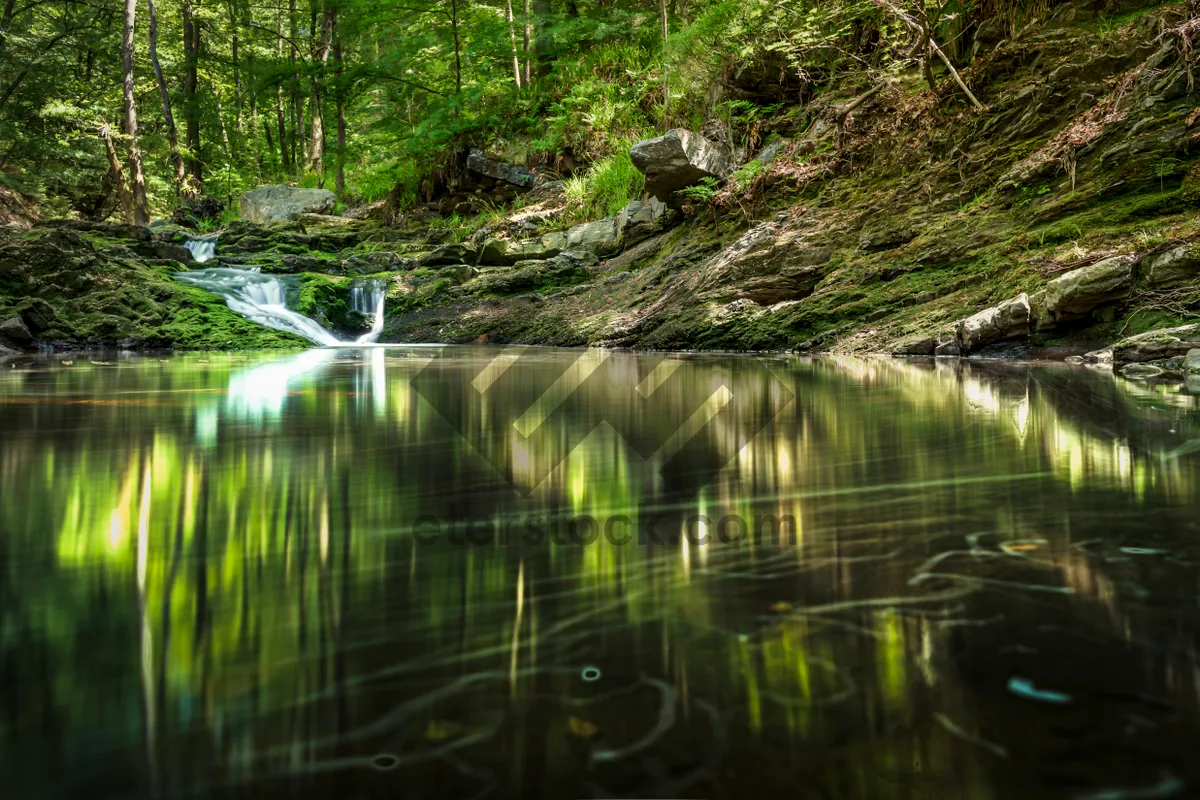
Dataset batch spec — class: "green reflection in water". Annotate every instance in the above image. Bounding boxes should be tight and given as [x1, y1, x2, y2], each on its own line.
[2, 349, 1200, 799]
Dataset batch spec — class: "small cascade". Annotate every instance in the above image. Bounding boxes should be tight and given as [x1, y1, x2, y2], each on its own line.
[184, 237, 218, 263]
[175, 250, 387, 347]
[176, 267, 341, 346]
[351, 280, 387, 344]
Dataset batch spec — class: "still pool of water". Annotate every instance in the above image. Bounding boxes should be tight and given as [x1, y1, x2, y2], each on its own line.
[2, 347, 1200, 799]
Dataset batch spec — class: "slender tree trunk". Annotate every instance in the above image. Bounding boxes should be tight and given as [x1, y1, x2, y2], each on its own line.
[333, 9, 345, 194]
[309, 3, 333, 178]
[122, 0, 149, 224]
[276, 10, 289, 168]
[100, 123, 135, 222]
[522, 0, 531, 85]
[506, 0, 521, 91]
[183, 0, 202, 192]
[228, 0, 243, 147]
[290, 0, 307, 169]
[264, 118, 274, 162]
[148, 0, 186, 192]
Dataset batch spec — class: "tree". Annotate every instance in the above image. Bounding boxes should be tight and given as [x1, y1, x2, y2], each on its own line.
[148, 0, 187, 193]
[183, 0, 203, 192]
[122, 0, 150, 223]
[310, 0, 334, 177]
[506, 0, 521, 92]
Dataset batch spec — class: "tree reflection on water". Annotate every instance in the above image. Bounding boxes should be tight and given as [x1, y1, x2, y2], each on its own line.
[1, 349, 1199, 799]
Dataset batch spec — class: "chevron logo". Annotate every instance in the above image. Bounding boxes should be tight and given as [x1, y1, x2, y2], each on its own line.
[409, 346, 794, 498]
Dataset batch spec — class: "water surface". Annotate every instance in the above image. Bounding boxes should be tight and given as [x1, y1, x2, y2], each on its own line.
[2, 347, 1200, 799]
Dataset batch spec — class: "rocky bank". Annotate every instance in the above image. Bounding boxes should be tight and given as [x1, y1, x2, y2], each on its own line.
[3, 0, 1200, 382]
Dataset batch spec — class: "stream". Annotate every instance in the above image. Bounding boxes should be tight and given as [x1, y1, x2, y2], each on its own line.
[2, 350, 1200, 798]
[176, 237, 387, 346]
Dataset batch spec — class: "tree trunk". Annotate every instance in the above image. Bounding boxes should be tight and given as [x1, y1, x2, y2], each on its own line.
[506, 0, 522, 91]
[522, 0, 531, 85]
[100, 123, 135, 222]
[122, 0, 149, 224]
[309, 2, 333, 178]
[290, 0, 307, 168]
[228, 0, 243, 146]
[276, 9, 289, 168]
[333, 9, 345, 195]
[148, 0, 186, 193]
[183, 0, 202, 192]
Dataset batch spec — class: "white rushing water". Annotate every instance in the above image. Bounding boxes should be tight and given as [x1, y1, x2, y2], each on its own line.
[184, 237, 217, 263]
[179, 237, 388, 347]
[350, 281, 387, 344]
[176, 266, 342, 346]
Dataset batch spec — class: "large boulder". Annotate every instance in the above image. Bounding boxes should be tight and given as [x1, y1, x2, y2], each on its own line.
[417, 243, 478, 267]
[18, 298, 56, 333]
[240, 185, 336, 223]
[478, 233, 565, 266]
[466, 149, 541, 189]
[695, 220, 833, 305]
[1036, 256, 1133, 324]
[630, 129, 733, 203]
[1142, 245, 1200, 288]
[436, 264, 476, 285]
[0, 316, 33, 344]
[1108, 324, 1200, 365]
[566, 217, 622, 256]
[1187, 349, 1200, 375]
[960, 294, 1031, 352]
[616, 197, 679, 246]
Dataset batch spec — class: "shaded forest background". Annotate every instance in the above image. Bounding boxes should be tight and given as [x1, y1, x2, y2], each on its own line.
[0, 0, 1105, 224]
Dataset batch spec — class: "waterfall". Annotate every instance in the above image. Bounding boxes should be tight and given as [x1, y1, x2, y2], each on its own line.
[174, 268, 388, 348]
[351, 280, 387, 344]
[176, 267, 341, 346]
[184, 237, 218, 263]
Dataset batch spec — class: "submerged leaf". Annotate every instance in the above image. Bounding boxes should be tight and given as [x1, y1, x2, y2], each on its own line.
[568, 717, 598, 738]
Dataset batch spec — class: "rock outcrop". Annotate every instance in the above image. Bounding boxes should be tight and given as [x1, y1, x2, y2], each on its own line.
[630, 129, 733, 203]
[960, 294, 1031, 352]
[0, 315, 33, 344]
[418, 243, 478, 267]
[1110, 324, 1200, 365]
[1141, 245, 1200, 288]
[466, 149, 542, 189]
[478, 234, 565, 266]
[695, 220, 833, 305]
[1187, 349, 1200, 375]
[1033, 256, 1134, 326]
[240, 186, 337, 223]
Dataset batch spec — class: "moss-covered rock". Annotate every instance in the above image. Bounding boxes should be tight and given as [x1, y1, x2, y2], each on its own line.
[0, 224, 306, 351]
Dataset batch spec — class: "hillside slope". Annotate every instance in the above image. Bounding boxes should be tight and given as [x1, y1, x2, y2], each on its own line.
[375, 0, 1200, 367]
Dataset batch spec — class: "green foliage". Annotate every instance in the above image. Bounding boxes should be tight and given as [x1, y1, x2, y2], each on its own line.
[676, 176, 722, 204]
[731, 160, 764, 193]
[0, 0, 1084, 224]
[565, 147, 645, 221]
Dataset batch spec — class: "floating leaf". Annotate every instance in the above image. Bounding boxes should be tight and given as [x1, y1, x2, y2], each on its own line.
[568, 717, 598, 738]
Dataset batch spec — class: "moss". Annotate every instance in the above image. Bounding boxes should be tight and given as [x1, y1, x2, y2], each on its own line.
[0, 225, 307, 350]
